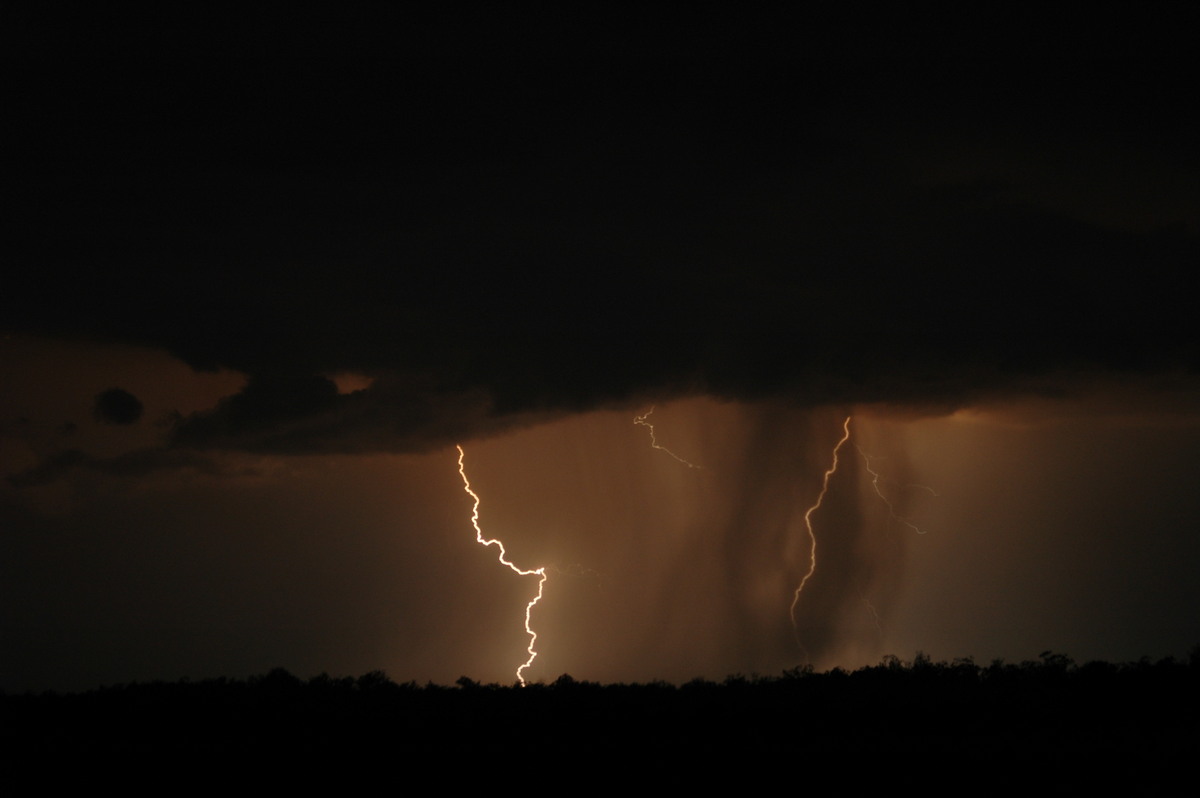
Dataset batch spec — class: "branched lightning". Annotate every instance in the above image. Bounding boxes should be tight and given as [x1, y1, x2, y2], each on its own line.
[456, 445, 548, 686]
[634, 406, 700, 468]
[789, 416, 852, 636]
[786, 420, 937, 652]
[856, 445, 932, 535]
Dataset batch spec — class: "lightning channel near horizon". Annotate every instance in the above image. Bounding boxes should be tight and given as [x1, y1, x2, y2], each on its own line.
[861, 594, 883, 636]
[456, 444, 547, 686]
[634, 406, 700, 468]
[790, 416, 853, 639]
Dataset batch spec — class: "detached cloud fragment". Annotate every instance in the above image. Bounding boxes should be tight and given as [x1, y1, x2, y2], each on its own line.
[167, 373, 556, 455]
[93, 388, 143, 425]
[6, 446, 238, 488]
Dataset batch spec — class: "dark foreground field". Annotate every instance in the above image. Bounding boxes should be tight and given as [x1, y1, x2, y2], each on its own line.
[4, 653, 1197, 788]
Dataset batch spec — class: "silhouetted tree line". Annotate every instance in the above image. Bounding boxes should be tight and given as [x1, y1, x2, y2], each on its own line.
[3, 652, 1197, 782]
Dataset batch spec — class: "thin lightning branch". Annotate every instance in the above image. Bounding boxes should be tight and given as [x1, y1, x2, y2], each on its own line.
[856, 445, 930, 535]
[855, 452, 939, 497]
[456, 445, 548, 686]
[634, 406, 700, 468]
[549, 563, 603, 580]
[861, 594, 883, 636]
[790, 416, 853, 636]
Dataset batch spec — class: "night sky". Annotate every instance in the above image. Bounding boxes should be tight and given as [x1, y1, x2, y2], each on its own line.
[4, 11, 1200, 691]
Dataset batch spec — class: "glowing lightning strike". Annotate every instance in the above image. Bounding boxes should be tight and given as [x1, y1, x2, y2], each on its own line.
[634, 406, 700, 468]
[456, 445, 548, 686]
[790, 416, 853, 637]
[857, 445, 931, 535]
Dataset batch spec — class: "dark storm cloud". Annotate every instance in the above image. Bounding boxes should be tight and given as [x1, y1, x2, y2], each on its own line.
[5, 42, 1199, 458]
[93, 388, 144, 425]
[154, 195, 1198, 456]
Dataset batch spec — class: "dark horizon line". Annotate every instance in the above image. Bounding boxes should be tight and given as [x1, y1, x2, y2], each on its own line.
[9, 646, 1198, 696]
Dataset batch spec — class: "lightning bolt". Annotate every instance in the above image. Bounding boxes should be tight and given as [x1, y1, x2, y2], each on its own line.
[634, 406, 700, 468]
[861, 594, 883, 636]
[456, 445, 548, 686]
[790, 416, 852, 637]
[857, 445, 933, 535]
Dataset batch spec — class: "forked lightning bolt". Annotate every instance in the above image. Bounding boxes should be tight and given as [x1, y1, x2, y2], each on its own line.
[634, 406, 700, 468]
[456, 445, 548, 686]
[789, 419, 938, 648]
[789, 416, 852, 636]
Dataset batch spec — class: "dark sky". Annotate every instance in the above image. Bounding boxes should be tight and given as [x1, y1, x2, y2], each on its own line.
[4, 12, 1200, 690]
